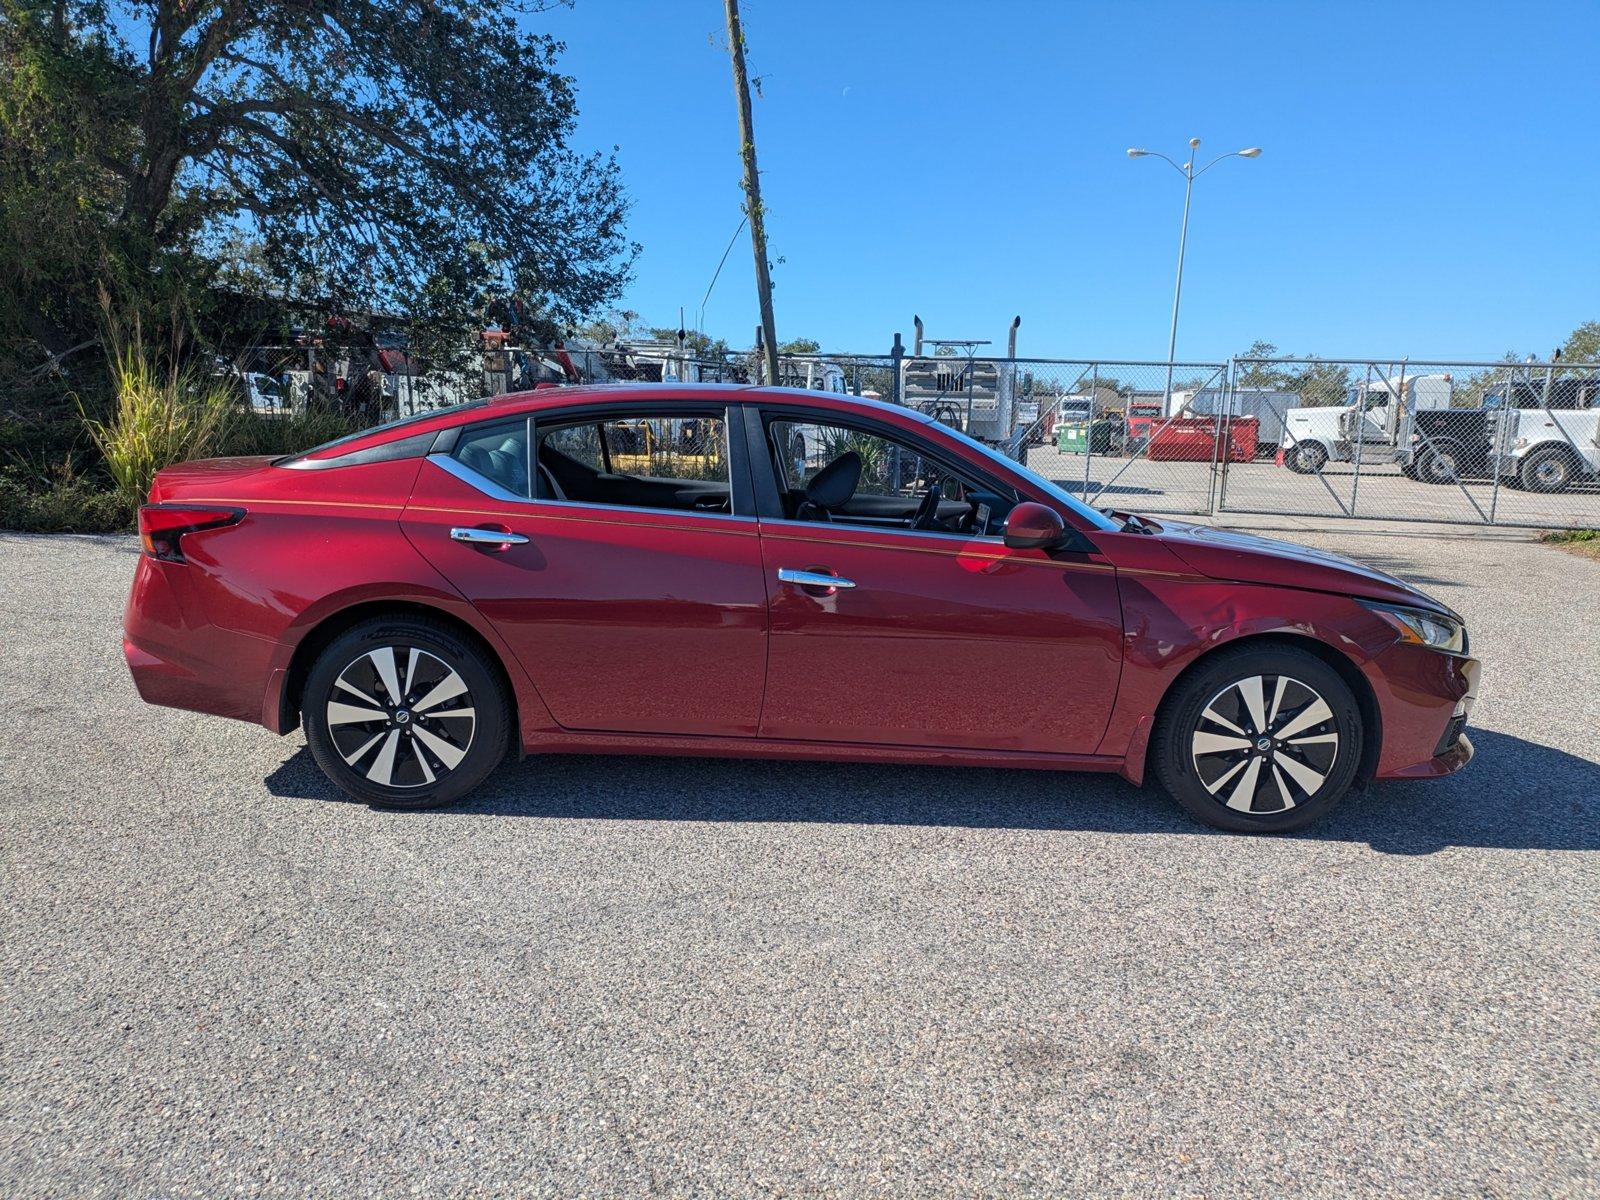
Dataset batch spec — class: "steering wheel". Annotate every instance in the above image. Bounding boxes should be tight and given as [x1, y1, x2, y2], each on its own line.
[910, 482, 944, 531]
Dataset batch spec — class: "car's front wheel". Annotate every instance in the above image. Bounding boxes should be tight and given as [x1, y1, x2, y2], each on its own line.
[303, 615, 511, 808]
[1151, 645, 1365, 833]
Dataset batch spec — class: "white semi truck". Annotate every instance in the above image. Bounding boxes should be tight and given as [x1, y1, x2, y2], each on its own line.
[1278, 374, 1454, 474]
[1485, 380, 1600, 492]
[898, 316, 1026, 454]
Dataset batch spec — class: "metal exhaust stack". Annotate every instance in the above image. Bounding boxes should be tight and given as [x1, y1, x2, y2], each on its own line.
[1008, 315, 1021, 358]
[913, 315, 924, 356]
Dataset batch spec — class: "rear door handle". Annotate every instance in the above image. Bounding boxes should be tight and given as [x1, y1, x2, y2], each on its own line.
[450, 526, 529, 546]
[777, 568, 856, 590]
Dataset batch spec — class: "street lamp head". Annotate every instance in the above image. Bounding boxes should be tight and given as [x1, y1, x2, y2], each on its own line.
[1189, 137, 1201, 149]
[1126, 148, 1148, 158]
[1238, 147, 1263, 158]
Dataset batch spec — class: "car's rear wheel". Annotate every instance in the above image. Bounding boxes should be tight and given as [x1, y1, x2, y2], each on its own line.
[303, 616, 511, 808]
[1152, 645, 1364, 833]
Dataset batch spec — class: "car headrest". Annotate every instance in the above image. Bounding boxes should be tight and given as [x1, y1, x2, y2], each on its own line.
[805, 451, 861, 509]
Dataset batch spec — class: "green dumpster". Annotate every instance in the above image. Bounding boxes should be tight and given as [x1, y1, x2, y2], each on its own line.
[1057, 421, 1090, 454]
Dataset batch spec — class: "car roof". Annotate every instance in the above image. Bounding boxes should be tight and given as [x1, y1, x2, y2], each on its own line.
[485, 383, 925, 421]
[297, 385, 932, 461]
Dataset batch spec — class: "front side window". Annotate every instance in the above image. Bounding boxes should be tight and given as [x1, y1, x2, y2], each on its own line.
[536, 412, 734, 514]
[767, 418, 1014, 537]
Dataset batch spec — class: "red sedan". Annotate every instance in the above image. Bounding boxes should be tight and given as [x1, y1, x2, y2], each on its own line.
[123, 386, 1478, 832]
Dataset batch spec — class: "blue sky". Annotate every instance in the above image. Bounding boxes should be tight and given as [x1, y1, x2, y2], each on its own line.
[541, 0, 1599, 361]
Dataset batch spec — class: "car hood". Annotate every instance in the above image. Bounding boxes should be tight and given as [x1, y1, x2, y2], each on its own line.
[1146, 519, 1458, 618]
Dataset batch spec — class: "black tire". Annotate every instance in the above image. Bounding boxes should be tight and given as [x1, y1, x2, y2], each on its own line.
[1151, 644, 1365, 833]
[1518, 446, 1576, 493]
[303, 615, 511, 809]
[1416, 444, 1463, 485]
[1285, 441, 1328, 475]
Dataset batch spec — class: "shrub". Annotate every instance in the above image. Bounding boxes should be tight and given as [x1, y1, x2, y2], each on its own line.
[81, 324, 235, 509]
[218, 407, 363, 458]
[0, 468, 132, 533]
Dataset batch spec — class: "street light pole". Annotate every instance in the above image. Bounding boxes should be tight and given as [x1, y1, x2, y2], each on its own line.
[1128, 138, 1261, 408]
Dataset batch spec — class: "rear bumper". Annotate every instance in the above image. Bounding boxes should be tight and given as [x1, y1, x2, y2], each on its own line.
[123, 557, 278, 726]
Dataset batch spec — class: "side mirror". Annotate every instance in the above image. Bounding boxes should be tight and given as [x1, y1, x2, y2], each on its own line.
[1003, 501, 1066, 550]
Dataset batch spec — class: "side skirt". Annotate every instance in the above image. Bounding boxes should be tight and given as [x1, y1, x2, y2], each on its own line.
[520, 730, 1126, 774]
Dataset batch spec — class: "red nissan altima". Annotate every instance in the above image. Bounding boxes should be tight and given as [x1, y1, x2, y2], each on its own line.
[123, 385, 1478, 832]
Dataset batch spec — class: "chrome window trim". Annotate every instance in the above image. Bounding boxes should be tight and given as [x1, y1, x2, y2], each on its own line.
[424, 453, 754, 526]
[758, 516, 1005, 546]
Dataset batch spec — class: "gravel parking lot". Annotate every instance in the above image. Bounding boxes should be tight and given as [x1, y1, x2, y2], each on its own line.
[3, 526, 1597, 1198]
[1028, 445, 1600, 529]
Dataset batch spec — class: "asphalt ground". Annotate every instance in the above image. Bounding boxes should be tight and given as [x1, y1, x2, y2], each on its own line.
[2, 527, 1597, 1198]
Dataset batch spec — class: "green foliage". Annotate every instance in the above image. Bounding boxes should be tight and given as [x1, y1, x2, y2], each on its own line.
[1541, 528, 1599, 543]
[0, 467, 133, 532]
[779, 337, 821, 355]
[648, 327, 732, 360]
[817, 426, 889, 482]
[1560, 323, 1600, 364]
[1232, 341, 1353, 405]
[218, 408, 363, 458]
[82, 324, 235, 508]
[1, 0, 634, 372]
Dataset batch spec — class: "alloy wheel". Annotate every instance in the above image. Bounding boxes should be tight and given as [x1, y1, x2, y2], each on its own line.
[325, 646, 477, 788]
[1190, 674, 1339, 814]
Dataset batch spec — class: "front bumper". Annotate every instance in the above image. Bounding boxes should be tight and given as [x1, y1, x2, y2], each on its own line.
[1384, 730, 1475, 780]
[1368, 645, 1481, 780]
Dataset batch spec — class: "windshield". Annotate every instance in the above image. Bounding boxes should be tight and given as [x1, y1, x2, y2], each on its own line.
[929, 419, 1121, 532]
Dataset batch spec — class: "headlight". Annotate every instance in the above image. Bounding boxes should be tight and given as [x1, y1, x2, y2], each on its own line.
[1364, 602, 1467, 653]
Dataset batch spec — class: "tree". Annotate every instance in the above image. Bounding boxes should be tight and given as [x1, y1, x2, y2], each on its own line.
[648, 327, 731, 361]
[1, 0, 635, 361]
[1560, 322, 1600, 364]
[1233, 340, 1292, 388]
[777, 337, 819, 355]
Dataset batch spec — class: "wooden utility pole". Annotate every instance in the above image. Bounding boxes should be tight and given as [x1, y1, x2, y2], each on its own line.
[724, 0, 779, 386]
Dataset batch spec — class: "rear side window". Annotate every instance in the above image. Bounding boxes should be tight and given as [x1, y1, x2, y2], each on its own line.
[452, 419, 530, 497]
[535, 413, 734, 514]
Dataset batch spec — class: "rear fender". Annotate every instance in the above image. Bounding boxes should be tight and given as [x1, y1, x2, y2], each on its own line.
[263, 583, 558, 738]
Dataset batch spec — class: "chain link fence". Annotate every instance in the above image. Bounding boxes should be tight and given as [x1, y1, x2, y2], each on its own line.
[1215, 357, 1600, 529]
[212, 340, 1600, 529]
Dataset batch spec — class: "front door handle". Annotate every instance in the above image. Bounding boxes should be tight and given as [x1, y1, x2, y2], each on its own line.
[450, 526, 529, 547]
[777, 567, 856, 590]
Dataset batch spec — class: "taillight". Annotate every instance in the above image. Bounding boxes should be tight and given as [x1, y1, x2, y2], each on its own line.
[138, 505, 245, 561]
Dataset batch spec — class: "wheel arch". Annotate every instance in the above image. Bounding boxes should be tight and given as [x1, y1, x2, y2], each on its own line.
[278, 599, 522, 739]
[1144, 631, 1382, 788]
[1522, 440, 1589, 470]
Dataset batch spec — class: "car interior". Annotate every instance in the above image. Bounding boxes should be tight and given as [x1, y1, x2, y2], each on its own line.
[449, 409, 1020, 536]
[534, 415, 735, 513]
[764, 418, 1017, 535]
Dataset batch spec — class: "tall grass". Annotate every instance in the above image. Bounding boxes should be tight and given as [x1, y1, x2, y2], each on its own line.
[81, 322, 235, 508]
[220, 407, 364, 458]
